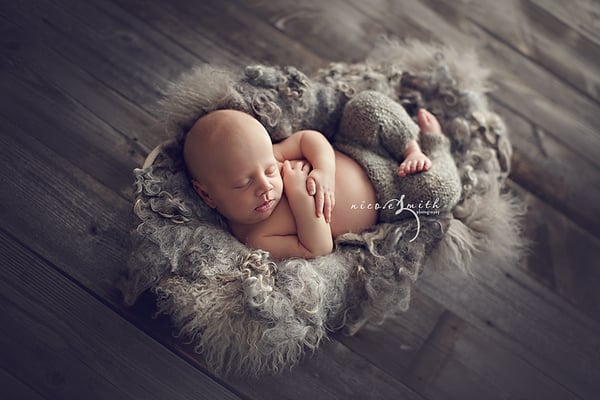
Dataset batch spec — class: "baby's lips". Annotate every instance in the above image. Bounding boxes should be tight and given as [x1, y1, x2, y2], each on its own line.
[255, 199, 274, 212]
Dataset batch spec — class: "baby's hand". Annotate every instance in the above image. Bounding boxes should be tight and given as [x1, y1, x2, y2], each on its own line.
[307, 168, 335, 223]
[282, 160, 311, 195]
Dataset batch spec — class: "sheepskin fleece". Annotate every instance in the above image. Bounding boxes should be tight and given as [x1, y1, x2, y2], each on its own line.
[124, 40, 525, 376]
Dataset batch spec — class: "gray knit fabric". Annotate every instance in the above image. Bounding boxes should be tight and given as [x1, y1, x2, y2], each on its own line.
[336, 90, 461, 222]
[338, 90, 419, 159]
[123, 40, 525, 377]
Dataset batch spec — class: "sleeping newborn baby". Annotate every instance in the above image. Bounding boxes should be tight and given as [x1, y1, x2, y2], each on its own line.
[184, 91, 460, 259]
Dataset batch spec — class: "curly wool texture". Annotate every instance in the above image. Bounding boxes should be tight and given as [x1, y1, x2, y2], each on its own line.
[125, 40, 525, 376]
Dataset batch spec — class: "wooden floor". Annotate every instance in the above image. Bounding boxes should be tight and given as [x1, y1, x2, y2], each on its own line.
[1, 0, 599, 399]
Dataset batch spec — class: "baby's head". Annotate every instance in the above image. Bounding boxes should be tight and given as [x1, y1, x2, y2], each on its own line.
[184, 109, 283, 226]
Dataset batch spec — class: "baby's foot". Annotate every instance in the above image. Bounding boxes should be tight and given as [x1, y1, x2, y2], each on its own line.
[398, 143, 432, 176]
[397, 109, 441, 176]
[417, 108, 442, 136]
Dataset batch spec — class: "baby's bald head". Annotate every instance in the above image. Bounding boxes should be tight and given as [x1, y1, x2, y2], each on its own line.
[183, 109, 272, 186]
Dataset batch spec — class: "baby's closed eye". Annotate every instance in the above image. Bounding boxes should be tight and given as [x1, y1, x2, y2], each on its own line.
[266, 165, 278, 176]
[233, 178, 252, 189]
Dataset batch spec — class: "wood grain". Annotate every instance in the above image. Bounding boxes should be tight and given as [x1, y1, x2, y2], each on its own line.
[338, 290, 583, 400]
[0, 369, 46, 400]
[0, 229, 241, 400]
[0, 117, 132, 300]
[529, 0, 600, 46]
[418, 250, 600, 400]
[1, 0, 599, 399]
[422, 0, 600, 103]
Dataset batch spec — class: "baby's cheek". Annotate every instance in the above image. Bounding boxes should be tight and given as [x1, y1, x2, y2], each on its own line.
[275, 178, 284, 192]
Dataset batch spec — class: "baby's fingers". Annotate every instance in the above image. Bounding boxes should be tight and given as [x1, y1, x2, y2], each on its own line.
[324, 192, 335, 223]
[306, 176, 317, 196]
[315, 190, 325, 219]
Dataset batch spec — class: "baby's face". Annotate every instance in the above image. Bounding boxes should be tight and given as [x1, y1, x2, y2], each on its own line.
[209, 134, 283, 225]
[186, 110, 283, 226]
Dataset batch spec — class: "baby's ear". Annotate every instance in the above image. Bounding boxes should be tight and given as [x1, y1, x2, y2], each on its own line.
[192, 180, 217, 208]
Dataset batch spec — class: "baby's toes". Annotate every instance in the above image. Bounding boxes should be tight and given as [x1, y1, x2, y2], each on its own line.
[417, 159, 431, 172]
[397, 162, 408, 176]
[412, 159, 421, 171]
[424, 159, 432, 171]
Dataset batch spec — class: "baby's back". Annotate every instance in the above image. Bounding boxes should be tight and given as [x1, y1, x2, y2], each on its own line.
[331, 150, 378, 237]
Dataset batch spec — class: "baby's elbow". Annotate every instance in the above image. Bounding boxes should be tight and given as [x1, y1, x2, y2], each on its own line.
[321, 239, 334, 256]
[306, 240, 334, 258]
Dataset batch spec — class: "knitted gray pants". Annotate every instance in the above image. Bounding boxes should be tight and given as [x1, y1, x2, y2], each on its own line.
[335, 91, 461, 223]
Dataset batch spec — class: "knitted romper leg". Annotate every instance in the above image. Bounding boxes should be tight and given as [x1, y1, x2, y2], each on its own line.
[335, 91, 461, 223]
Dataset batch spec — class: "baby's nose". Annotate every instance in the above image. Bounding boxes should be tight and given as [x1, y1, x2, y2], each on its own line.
[256, 176, 274, 195]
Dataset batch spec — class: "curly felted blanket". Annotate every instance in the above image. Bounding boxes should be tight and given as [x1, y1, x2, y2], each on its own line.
[124, 40, 524, 376]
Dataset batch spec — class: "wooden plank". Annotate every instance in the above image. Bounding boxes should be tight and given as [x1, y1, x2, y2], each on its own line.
[125, 291, 427, 400]
[1, 0, 188, 111]
[50, 0, 199, 86]
[337, 294, 445, 376]
[413, 0, 600, 167]
[419, 0, 600, 103]
[495, 101, 600, 238]
[0, 67, 139, 199]
[338, 292, 580, 400]
[227, 340, 426, 400]
[0, 229, 240, 400]
[111, 0, 321, 69]
[415, 187, 600, 400]
[0, 369, 46, 400]
[401, 311, 494, 400]
[516, 0, 600, 101]
[0, 15, 158, 182]
[0, 116, 132, 301]
[529, 0, 600, 46]
[124, 290, 429, 400]
[0, 16, 160, 155]
[109, 0, 240, 66]
[226, 0, 387, 64]
[163, 0, 324, 68]
[417, 312, 579, 400]
[418, 270, 600, 400]
[435, 311, 580, 400]
[446, 314, 580, 400]
[405, 313, 506, 400]
[341, 0, 600, 169]
[0, 2, 324, 170]
[509, 181, 600, 322]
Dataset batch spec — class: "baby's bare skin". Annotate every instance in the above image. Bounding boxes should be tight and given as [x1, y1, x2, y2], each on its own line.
[330, 150, 378, 237]
[397, 109, 439, 177]
[183, 108, 441, 260]
[238, 150, 379, 243]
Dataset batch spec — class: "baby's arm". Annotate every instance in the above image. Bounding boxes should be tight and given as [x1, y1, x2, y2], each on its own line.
[283, 160, 333, 257]
[273, 130, 335, 223]
[249, 160, 333, 259]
